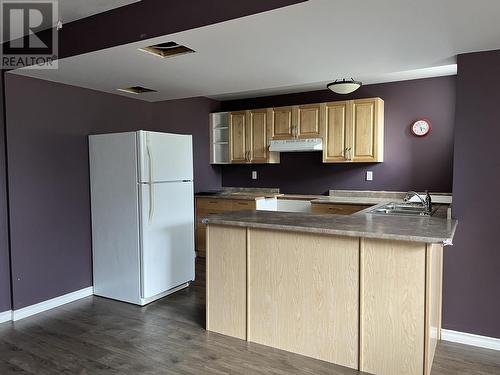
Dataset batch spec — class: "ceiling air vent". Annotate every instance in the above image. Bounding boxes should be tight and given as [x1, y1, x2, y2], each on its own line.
[117, 86, 157, 94]
[139, 41, 195, 58]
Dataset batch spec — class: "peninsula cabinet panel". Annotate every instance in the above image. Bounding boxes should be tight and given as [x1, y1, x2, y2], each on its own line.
[351, 98, 384, 162]
[323, 101, 349, 162]
[424, 244, 444, 375]
[229, 112, 247, 163]
[248, 229, 359, 369]
[296, 104, 322, 138]
[206, 225, 247, 340]
[360, 238, 426, 375]
[270, 106, 294, 139]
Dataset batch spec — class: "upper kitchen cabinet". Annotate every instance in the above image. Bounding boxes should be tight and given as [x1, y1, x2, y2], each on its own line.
[323, 101, 350, 162]
[217, 110, 278, 165]
[351, 98, 384, 162]
[270, 105, 322, 139]
[323, 98, 384, 163]
[229, 111, 247, 163]
[248, 109, 280, 164]
[295, 104, 322, 138]
[270, 106, 294, 139]
[247, 109, 271, 163]
[210, 112, 230, 164]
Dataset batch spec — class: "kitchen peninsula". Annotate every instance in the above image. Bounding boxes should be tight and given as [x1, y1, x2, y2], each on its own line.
[204, 209, 457, 375]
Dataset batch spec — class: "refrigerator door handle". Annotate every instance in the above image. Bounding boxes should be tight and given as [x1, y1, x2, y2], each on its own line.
[146, 133, 155, 223]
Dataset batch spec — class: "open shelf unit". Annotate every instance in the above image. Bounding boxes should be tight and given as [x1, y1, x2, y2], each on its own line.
[210, 112, 230, 164]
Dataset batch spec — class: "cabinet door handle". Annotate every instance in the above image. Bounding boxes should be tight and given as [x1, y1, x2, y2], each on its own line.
[344, 147, 350, 160]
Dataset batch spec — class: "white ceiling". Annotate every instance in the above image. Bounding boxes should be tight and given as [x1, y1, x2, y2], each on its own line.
[11, 0, 500, 102]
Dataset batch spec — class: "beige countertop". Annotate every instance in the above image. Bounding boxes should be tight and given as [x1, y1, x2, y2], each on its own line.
[202, 210, 457, 244]
[195, 187, 283, 201]
[195, 192, 283, 201]
[311, 196, 395, 205]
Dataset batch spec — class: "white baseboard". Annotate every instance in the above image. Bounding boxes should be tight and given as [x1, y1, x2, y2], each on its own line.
[12, 287, 93, 322]
[0, 310, 12, 324]
[441, 329, 500, 351]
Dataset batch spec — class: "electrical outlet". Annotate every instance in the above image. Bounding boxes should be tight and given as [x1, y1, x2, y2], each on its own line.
[366, 171, 373, 181]
[252, 171, 257, 180]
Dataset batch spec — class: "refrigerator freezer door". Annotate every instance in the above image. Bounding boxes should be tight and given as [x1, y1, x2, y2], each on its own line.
[139, 181, 195, 299]
[137, 131, 193, 183]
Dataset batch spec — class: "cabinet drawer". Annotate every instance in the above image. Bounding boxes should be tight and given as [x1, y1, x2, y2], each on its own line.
[231, 200, 256, 210]
[196, 208, 228, 218]
[311, 203, 370, 215]
[196, 198, 233, 211]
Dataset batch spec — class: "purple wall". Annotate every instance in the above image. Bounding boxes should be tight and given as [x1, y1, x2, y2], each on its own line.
[151, 98, 222, 192]
[444, 50, 500, 339]
[221, 76, 456, 194]
[4, 74, 220, 309]
[0, 73, 11, 312]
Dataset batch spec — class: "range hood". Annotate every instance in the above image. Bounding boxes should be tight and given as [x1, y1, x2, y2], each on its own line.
[269, 138, 323, 152]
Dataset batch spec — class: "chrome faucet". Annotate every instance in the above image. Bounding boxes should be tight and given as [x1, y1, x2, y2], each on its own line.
[404, 190, 432, 214]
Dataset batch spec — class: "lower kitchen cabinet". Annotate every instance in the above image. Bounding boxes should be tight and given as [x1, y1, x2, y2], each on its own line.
[195, 197, 258, 258]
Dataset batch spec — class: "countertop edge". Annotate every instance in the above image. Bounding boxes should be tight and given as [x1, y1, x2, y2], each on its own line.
[203, 217, 457, 244]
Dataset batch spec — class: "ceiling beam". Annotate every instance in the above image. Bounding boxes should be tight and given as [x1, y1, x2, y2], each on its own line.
[32, 0, 306, 60]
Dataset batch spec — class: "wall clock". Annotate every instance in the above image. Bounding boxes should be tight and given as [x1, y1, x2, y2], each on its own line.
[411, 119, 432, 137]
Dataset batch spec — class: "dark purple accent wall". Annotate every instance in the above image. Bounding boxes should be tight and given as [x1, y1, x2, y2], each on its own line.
[150, 99, 222, 192]
[444, 50, 500, 339]
[221, 76, 456, 194]
[33, 0, 306, 60]
[4, 74, 220, 309]
[0, 73, 11, 312]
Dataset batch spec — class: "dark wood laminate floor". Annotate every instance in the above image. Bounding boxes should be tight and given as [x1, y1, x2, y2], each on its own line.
[1, 260, 499, 375]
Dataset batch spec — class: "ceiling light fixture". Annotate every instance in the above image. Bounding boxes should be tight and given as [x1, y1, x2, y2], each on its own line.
[327, 78, 362, 94]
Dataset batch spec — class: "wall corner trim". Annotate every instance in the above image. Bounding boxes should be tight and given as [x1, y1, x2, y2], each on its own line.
[0, 310, 12, 324]
[441, 329, 500, 351]
[12, 287, 94, 322]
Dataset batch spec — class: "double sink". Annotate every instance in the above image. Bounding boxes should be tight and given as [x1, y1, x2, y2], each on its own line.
[369, 202, 437, 217]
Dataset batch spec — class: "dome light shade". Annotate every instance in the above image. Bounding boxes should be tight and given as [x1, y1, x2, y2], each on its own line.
[327, 78, 362, 94]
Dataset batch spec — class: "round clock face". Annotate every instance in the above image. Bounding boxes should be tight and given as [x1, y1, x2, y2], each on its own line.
[411, 119, 431, 137]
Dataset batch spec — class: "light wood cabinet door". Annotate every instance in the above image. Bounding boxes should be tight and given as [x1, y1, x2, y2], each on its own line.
[296, 104, 322, 138]
[271, 106, 294, 139]
[248, 229, 359, 368]
[229, 112, 247, 163]
[350, 98, 384, 162]
[360, 238, 426, 375]
[206, 225, 247, 340]
[323, 101, 349, 162]
[248, 109, 268, 163]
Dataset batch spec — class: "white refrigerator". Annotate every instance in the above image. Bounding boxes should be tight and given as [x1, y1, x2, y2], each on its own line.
[89, 130, 195, 306]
